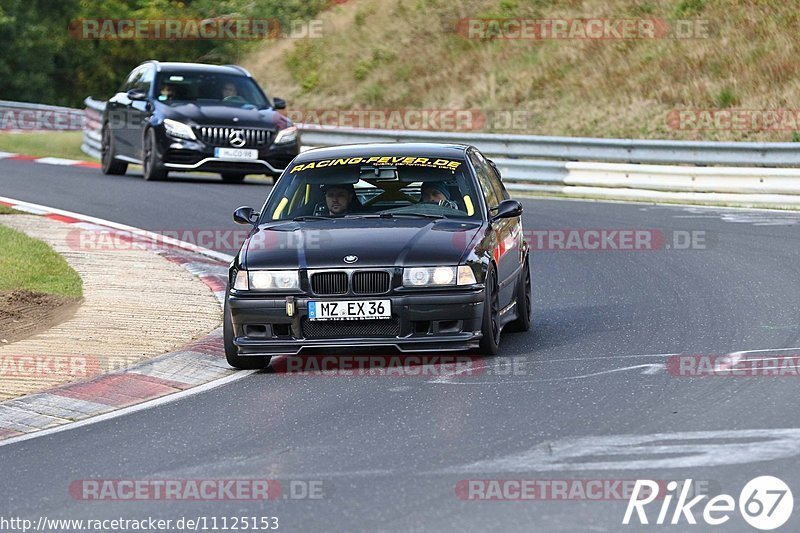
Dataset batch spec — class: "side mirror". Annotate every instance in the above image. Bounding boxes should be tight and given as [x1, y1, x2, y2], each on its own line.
[127, 89, 148, 101]
[491, 199, 522, 222]
[233, 206, 259, 226]
[272, 97, 286, 110]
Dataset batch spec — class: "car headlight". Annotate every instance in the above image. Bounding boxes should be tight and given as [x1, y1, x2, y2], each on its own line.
[403, 266, 476, 287]
[273, 125, 297, 144]
[163, 119, 196, 141]
[232, 270, 299, 291]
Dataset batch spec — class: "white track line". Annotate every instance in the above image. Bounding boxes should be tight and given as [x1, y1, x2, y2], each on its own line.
[0, 195, 234, 263]
[0, 196, 243, 447]
[521, 194, 800, 214]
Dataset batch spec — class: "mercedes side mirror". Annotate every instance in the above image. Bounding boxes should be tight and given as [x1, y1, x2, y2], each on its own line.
[127, 89, 148, 101]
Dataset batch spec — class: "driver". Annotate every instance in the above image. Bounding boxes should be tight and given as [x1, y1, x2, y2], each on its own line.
[321, 183, 361, 216]
[222, 82, 238, 99]
[159, 83, 176, 100]
[420, 182, 456, 208]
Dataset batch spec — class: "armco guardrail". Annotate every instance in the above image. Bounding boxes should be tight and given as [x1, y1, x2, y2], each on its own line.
[78, 97, 800, 208]
[0, 99, 84, 131]
[83, 97, 105, 159]
[297, 125, 800, 167]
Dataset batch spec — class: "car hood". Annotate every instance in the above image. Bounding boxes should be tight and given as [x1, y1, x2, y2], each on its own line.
[242, 218, 482, 270]
[161, 103, 289, 130]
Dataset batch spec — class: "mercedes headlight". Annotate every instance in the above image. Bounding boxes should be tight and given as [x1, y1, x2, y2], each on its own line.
[163, 119, 196, 140]
[273, 125, 297, 144]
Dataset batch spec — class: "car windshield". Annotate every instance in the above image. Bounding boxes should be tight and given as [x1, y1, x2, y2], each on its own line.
[155, 72, 270, 109]
[261, 155, 481, 222]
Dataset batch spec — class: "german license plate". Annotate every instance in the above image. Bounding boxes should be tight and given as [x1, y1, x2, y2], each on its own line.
[214, 147, 258, 160]
[308, 300, 391, 321]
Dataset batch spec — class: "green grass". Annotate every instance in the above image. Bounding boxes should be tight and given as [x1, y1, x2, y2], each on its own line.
[0, 131, 92, 161]
[244, 0, 800, 141]
[0, 225, 83, 298]
[0, 205, 23, 215]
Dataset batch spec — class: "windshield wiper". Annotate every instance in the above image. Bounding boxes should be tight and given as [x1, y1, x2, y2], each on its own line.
[376, 212, 445, 219]
[292, 215, 332, 221]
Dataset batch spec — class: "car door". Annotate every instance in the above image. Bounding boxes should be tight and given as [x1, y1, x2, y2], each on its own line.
[487, 157, 524, 303]
[469, 148, 516, 310]
[106, 67, 140, 156]
[127, 64, 154, 160]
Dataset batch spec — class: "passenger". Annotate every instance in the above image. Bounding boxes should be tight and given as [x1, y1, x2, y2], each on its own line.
[420, 181, 457, 209]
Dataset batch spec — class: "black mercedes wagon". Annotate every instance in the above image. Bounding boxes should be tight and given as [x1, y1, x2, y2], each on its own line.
[101, 61, 299, 182]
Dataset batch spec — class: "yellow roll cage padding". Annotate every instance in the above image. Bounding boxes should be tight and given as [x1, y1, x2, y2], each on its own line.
[272, 197, 289, 220]
[463, 195, 474, 216]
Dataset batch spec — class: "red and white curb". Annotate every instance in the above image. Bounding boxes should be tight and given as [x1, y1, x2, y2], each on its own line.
[0, 196, 242, 442]
[0, 151, 100, 169]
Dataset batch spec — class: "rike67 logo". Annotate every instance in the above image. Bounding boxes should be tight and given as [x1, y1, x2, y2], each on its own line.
[623, 476, 793, 530]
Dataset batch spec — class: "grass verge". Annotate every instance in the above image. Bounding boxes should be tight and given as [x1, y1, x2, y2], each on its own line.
[0, 224, 83, 298]
[0, 131, 91, 161]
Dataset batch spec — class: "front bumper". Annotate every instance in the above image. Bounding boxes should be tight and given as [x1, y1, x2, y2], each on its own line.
[227, 289, 485, 356]
[157, 130, 298, 175]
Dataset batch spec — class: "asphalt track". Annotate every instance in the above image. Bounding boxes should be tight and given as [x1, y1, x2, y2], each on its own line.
[2, 160, 800, 532]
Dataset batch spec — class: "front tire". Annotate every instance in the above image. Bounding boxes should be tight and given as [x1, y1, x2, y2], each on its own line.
[221, 172, 247, 183]
[101, 126, 128, 175]
[224, 294, 271, 370]
[478, 266, 501, 355]
[142, 128, 167, 181]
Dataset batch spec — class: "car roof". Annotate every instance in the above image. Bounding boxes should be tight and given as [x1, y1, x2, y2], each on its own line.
[293, 143, 470, 163]
[144, 61, 249, 76]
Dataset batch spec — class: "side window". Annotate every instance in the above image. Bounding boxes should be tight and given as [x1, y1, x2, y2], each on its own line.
[490, 167, 509, 202]
[485, 159, 509, 201]
[120, 67, 140, 92]
[469, 150, 500, 210]
[137, 65, 154, 95]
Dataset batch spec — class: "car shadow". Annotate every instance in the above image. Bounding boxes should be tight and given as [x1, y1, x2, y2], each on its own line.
[262, 349, 489, 378]
[121, 170, 272, 186]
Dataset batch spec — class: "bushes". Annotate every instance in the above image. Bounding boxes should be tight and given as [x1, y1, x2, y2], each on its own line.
[0, 0, 329, 107]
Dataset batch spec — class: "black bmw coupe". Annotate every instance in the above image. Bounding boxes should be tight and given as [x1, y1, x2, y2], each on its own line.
[224, 143, 531, 368]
